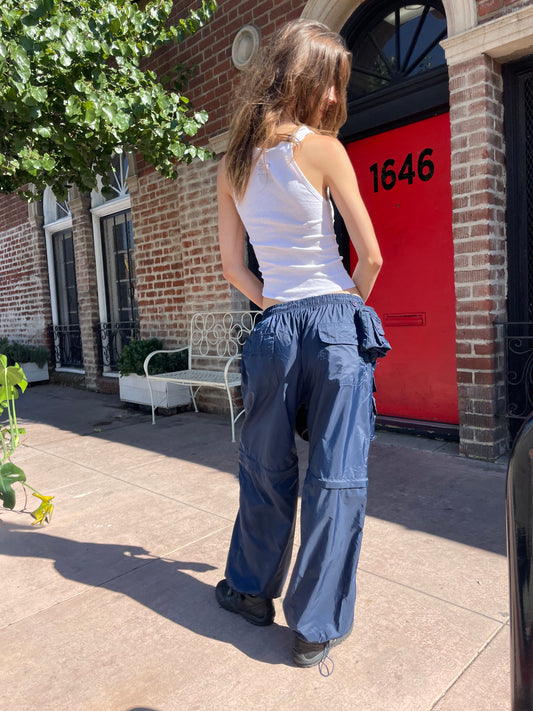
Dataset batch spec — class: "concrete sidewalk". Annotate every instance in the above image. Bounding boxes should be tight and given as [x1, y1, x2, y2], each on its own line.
[1, 384, 509, 711]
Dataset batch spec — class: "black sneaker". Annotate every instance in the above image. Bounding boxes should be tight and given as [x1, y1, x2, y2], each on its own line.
[293, 625, 353, 674]
[215, 579, 275, 626]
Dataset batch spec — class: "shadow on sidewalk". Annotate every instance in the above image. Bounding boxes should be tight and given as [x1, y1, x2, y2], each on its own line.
[366, 442, 507, 556]
[0, 522, 291, 665]
[14, 385, 508, 557]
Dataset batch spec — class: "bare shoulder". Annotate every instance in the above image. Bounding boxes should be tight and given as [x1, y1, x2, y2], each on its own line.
[299, 133, 348, 166]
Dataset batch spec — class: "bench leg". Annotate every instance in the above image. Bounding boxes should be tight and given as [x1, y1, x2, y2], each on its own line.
[190, 385, 199, 412]
[147, 377, 157, 426]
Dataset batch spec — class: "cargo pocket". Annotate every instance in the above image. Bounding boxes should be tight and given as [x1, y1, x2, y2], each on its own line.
[308, 358, 375, 489]
[317, 322, 359, 347]
[316, 322, 360, 385]
[354, 305, 391, 363]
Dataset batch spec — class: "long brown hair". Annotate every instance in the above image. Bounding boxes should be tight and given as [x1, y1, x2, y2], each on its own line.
[225, 19, 352, 199]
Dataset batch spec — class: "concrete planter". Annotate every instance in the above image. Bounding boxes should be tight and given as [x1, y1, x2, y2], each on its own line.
[119, 373, 190, 409]
[21, 362, 49, 383]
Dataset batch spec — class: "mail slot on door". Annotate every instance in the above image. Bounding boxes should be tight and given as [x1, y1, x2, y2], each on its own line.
[383, 312, 426, 327]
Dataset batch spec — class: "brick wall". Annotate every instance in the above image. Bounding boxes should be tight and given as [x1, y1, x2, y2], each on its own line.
[149, 0, 307, 147]
[448, 54, 509, 459]
[132, 157, 232, 341]
[478, 0, 530, 23]
[0, 195, 52, 347]
[130, 168, 187, 344]
[0, 193, 28, 233]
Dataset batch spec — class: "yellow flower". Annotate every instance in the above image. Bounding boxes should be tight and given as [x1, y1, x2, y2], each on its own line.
[31, 493, 54, 525]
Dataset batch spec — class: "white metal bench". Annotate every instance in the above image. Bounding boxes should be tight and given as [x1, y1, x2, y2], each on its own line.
[143, 310, 262, 441]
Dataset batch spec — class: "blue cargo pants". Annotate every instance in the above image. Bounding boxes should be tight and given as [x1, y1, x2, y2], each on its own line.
[225, 293, 390, 643]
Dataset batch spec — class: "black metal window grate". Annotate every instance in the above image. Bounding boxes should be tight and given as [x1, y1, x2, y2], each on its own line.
[525, 76, 533, 321]
[50, 324, 83, 369]
[503, 58, 533, 433]
[95, 320, 140, 372]
[498, 323, 533, 424]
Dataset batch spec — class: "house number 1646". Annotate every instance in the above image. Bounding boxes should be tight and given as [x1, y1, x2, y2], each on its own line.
[369, 148, 435, 193]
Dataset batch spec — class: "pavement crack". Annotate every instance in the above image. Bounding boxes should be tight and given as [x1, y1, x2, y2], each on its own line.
[424, 621, 509, 710]
[359, 566, 509, 623]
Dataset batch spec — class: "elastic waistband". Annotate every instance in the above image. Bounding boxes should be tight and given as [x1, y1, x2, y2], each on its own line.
[263, 293, 364, 316]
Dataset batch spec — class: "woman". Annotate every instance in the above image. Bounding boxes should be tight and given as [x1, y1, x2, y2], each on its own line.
[216, 19, 390, 674]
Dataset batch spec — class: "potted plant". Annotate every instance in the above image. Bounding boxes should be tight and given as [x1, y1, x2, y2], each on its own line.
[118, 338, 190, 409]
[0, 338, 50, 383]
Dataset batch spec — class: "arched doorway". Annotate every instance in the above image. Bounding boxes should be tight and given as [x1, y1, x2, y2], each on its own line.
[339, 0, 459, 429]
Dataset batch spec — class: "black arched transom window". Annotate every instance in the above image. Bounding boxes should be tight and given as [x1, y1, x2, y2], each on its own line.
[341, 0, 448, 140]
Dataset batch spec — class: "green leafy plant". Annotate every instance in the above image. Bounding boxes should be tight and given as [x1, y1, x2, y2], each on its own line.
[118, 338, 187, 376]
[0, 354, 54, 524]
[0, 0, 218, 200]
[0, 338, 49, 367]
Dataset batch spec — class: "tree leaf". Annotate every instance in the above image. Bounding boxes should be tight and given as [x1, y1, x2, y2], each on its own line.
[0, 0, 219, 197]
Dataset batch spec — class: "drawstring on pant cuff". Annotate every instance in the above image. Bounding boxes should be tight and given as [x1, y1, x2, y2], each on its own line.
[318, 642, 335, 677]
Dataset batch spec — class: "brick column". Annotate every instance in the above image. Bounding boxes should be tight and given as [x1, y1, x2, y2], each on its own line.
[68, 186, 101, 389]
[27, 199, 53, 349]
[449, 54, 508, 459]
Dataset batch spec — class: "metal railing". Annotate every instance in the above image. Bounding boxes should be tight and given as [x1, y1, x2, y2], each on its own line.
[496, 322, 533, 421]
[50, 324, 83, 369]
[95, 320, 139, 372]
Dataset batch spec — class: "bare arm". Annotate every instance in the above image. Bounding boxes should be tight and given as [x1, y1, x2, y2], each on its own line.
[296, 134, 383, 301]
[217, 158, 264, 308]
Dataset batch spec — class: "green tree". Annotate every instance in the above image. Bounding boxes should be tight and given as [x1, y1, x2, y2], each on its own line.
[0, 0, 217, 200]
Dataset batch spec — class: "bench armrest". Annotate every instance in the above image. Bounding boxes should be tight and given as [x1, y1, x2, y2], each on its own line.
[223, 353, 242, 383]
[143, 347, 188, 377]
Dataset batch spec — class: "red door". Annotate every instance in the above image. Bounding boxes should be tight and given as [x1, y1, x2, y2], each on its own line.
[346, 113, 458, 424]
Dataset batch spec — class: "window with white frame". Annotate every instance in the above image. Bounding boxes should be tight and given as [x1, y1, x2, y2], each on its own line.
[91, 152, 130, 208]
[43, 187, 83, 370]
[100, 209, 138, 325]
[91, 152, 139, 372]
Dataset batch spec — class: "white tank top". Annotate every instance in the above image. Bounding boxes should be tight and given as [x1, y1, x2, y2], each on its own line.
[235, 125, 355, 302]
